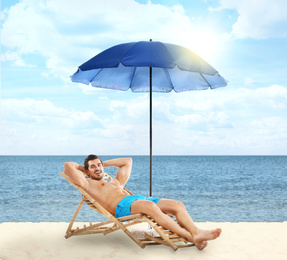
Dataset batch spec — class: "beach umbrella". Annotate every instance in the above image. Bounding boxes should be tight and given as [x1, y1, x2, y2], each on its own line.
[71, 40, 228, 197]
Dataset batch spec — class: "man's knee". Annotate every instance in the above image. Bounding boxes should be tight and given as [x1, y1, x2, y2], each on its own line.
[172, 200, 186, 212]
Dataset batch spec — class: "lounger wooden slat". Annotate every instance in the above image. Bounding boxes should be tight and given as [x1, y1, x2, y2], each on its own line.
[60, 171, 195, 251]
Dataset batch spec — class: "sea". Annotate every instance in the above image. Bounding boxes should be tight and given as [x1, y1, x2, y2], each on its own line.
[1, 155, 286, 223]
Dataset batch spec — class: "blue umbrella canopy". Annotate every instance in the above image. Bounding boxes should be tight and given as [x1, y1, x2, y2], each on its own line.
[71, 40, 228, 197]
[71, 41, 227, 92]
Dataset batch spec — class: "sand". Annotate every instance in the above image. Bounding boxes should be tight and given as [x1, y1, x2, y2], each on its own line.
[1, 222, 287, 260]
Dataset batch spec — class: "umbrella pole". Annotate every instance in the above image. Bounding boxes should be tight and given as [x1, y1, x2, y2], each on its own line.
[149, 66, 152, 198]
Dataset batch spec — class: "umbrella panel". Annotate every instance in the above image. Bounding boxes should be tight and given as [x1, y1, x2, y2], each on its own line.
[130, 67, 173, 92]
[72, 64, 226, 92]
[71, 68, 102, 85]
[90, 64, 134, 91]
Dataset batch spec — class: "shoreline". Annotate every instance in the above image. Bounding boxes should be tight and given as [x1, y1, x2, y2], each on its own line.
[1, 222, 286, 259]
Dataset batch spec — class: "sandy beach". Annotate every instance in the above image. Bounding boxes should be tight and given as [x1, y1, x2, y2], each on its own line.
[1, 222, 286, 260]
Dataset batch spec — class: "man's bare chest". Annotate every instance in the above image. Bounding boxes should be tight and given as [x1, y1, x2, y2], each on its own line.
[88, 179, 122, 196]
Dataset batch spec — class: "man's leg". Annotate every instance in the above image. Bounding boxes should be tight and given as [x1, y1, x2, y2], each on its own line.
[156, 199, 222, 243]
[130, 200, 194, 243]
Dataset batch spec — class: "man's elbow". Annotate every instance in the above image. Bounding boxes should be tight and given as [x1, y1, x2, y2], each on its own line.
[127, 157, 132, 165]
[64, 162, 75, 172]
[64, 162, 71, 169]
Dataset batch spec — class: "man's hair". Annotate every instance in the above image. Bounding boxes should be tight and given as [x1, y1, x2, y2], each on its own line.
[84, 154, 103, 170]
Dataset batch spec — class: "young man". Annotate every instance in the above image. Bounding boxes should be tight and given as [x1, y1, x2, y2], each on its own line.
[64, 155, 221, 250]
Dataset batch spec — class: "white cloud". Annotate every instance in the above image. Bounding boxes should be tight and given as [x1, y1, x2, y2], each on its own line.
[1, 84, 287, 155]
[119, 85, 287, 155]
[0, 97, 149, 155]
[109, 85, 287, 141]
[110, 100, 126, 112]
[151, 85, 287, 154]
[212, 0, 287, 39]
[2, 98, 106, 127]
[1, 50, 35, 67]
[244, 77, 256, 86]
[109, 94, 149, 121]
[170, 85, 287, 113]
[1, 0, 197, 82]
[0, 98, 105, 154]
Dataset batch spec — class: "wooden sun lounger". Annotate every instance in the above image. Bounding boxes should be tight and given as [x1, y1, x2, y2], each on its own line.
[60, 171, 195, 251]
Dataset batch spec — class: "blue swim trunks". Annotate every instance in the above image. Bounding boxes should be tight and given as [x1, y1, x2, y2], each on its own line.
[115, 195, 161, 218]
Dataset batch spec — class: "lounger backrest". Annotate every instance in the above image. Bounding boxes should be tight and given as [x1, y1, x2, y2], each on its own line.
[60, 172, 113, 218]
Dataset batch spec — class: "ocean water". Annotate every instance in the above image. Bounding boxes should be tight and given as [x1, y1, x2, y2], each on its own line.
[0, 155, 286, 222]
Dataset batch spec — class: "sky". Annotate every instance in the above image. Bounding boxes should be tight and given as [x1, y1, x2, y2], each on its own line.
[1, 0, 287, 156]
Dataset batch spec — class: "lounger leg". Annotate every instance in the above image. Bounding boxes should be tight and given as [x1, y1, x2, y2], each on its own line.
[110, 216, 146, 249]
[66, 197, 86, 238]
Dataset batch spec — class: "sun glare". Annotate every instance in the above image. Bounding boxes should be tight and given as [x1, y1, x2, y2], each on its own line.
[184, 30, 221, 62]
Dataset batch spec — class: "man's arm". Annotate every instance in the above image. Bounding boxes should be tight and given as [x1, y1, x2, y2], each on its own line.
[103, 158, 132, 186]
[64, 162, 88, 188]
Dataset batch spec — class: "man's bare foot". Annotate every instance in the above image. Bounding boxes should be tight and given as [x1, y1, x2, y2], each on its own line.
[195, 241, 208, 250]
[193, 228, 222, 243]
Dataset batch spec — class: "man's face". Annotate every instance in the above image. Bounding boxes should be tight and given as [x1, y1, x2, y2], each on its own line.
[86, 159, 104, 180]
